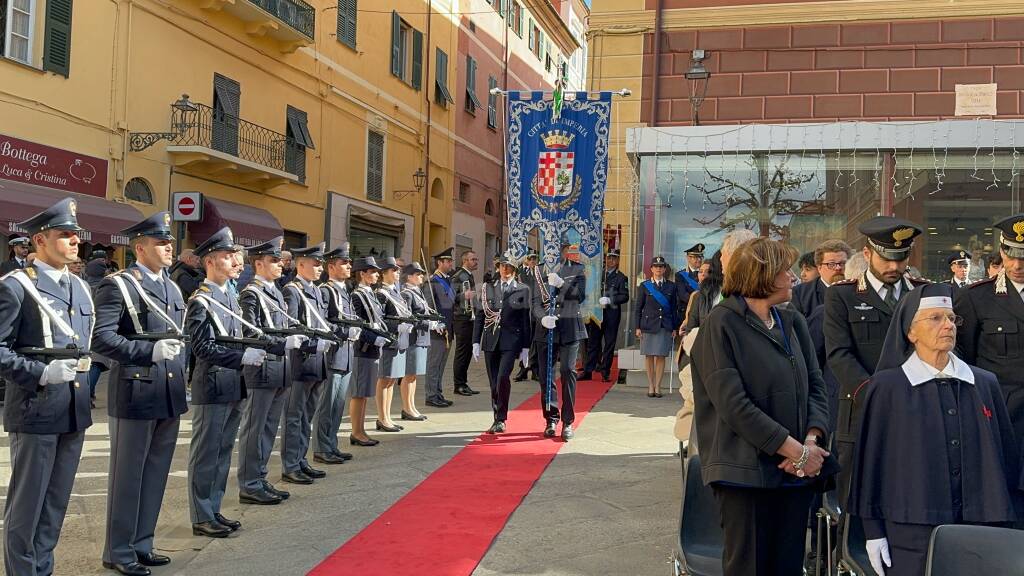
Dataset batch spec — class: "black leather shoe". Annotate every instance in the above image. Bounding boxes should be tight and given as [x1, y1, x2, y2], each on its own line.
[441, 397, 454, 406]
[426, 399, 450, 408]
[333, 450, 354, 461]
[239, 488, 282, 505]
[103, 561, 151, 576]
[375, 420, 402, 432]
[136, 552, 170, 567]
[281, 470, 313, 485]
[314, 453, 345, 465]
[487, 421, 506, 434]
[544, 423, 557, 438]
[467, 386, 480, 395]
[562, 424, 574, 441]
[350, 436, 380, 446]
[262, 481, 290, 500]
[300, 463, 326, 478]
[401, 411, 428, 421]
[513, 370, 528, 382]
[454, 386, 473, 396]
[192, 521, 231, 538]
[214, 513, 241, 531]
[601, 372, 611, 382]
[577, 371, 592, 381]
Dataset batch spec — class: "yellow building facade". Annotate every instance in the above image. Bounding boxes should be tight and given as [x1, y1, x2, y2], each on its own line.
[0, 0, 461, 262]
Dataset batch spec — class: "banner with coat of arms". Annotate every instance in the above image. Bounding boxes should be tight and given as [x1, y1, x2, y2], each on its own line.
[505, 91, 612, 265]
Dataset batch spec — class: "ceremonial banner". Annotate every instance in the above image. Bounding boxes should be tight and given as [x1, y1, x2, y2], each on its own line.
[505, 91, 612, 265]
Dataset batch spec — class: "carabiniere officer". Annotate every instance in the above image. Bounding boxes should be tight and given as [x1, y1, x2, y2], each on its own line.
[0, 198, 95, 576]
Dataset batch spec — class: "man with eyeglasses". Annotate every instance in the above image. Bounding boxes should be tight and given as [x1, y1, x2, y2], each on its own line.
[792, 240, 852, 318]
[946, 250, 972, 289]
[955, 213, 1024, 440]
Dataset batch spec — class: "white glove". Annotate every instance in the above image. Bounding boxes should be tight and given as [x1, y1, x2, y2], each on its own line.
[41, 359, 78, 385]
[374, 336, 388, 347]
[316, 339, 330, 354]
[241, 347, 267, 367]
[151, 339, 184, 363]
[865, 538, 891, 576]
[348, 326, 362, 341]
[398, 322, 414, 335]
[472, 343, 481, 361]
[519, 348, 529, 366]
[428, 320, 442, 331]
[541, 315, 558, 329]
[599, 296, 611, 307]
[284, 334, 308, 351]
[547, 272, 565, 288]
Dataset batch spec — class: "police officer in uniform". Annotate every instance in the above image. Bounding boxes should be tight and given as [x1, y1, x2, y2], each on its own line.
[581, 249, 629, 382]
[350, 256, 390, 445]
[823, 216, 926, 508]
[676, 243, 705, 302]
[425, 248, 456, 407]
[473, 253, 531, 433]
[635, 256, 682, 398]
[451, 250, 480, 396]
[514, 249, 541, 381]
[314, 243, 360, 464]
[532, 242, 588, 441]
[0, 235, 31, 274]
[947, 250, 972, 289]
[236, 236, 308, 504]
[281, 243, 332, 484]
[0, 198, 94, 576]
[93, 212, 187, 575]
[955, 213, 1024, 440]
[186, 227, 275, 538]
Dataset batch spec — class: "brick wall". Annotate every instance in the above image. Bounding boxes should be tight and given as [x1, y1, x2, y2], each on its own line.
[641, 17, 1024, 125]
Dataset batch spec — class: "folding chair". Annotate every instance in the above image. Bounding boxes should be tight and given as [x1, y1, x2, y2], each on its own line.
[673, 453, 724, 576]
[925, 524, 1024, 576]
[839, 514, 878, 576]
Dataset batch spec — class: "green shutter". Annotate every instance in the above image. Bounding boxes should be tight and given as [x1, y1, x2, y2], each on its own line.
[390, 11, 401, 78]
[412, 29, 423, 90]
[43, 0, 74, 77]
[337, 0, 357, 49]
[518, 5, 524, 37]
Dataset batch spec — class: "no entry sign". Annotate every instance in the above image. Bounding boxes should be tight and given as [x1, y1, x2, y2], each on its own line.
[172, 191, 203, 222]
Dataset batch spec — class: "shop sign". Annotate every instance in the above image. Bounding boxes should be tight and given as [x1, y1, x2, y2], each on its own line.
[0, 132, 109, 197]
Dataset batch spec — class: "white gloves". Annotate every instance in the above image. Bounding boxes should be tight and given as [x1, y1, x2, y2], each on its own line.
[547, 273, 565, 288]
[599, 296, 611, 307]
[428, 320, 442, 331]
[347, 326, 362, 341]
[151, 339, 184, 363]
[866, 538, 891, 575]
[284, 334, 309, 351]
[241, 347, 267, 367]
[374, 336, 388, 347]
[41, 359, 78, 385]
[316, 339, 330, 354]
[472, 343, 481, 361]
[540, 315, 558, 329]
[519, 348, 529, 367]
[398, 323, 414, 335]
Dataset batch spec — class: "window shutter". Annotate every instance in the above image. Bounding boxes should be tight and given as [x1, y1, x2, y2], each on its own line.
[528, 19, 534, 50]
[518, 5, 524, 37]
[43, 0, 73, 77]
[411, 28, 423, 91]
[366, 131, 384, 202]
[337, 0, 357, 49]
[390, 11, 401, 78]
[487, 76, 497, 128]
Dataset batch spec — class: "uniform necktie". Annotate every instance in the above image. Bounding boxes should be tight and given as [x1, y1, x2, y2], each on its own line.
[59, 275, 71, 302]
[884, 284, 898, 308]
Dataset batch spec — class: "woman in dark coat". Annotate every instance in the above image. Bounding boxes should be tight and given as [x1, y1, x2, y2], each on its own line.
[691, 238, 833, 576]
[850, 283, 1021, 576]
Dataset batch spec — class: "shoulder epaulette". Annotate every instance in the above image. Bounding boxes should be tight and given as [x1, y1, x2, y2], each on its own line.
[968, 276, 997, 289]
[198, 285, 211, 293]
[908, 276, 930, 285]
[831, 278, 857, 286]
[24, 266, 36, 280]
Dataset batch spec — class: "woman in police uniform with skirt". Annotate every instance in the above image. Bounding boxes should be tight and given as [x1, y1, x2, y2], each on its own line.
[400, 262, 435, 421]
[350, 256, 387, 446]
[374, 256, 414, 432]
[635, 255, 682, 397]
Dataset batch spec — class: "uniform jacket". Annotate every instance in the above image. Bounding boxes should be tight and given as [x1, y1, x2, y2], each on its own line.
[429, 272, 456, 334]
[473, 279, 531, 352]
[377, 283, 413, 351]
[676, 268, 700, 302]
[401, 285, 433, 348]
[321, 279, 355, 372]
[92, 264, 189, 420]
[0, 265, 94, 433]
[601, 268, 630, 314]
[283, 277, 330, 382]
[239, 278, 291, 389]
[451, 267, 475, 320]
[791, 279, 827, 318]
[351, 284, 387, 359]
[955, 274, 1024, 438]
[635, 278, 682, 332]
[0, 257, 26, 275]
[186, 282, 247, 404]
[530, 261, 587, 344]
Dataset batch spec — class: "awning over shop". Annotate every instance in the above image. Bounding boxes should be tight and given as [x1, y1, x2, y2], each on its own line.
[0, 180, 144, 246]
[188, 197, 283, 247]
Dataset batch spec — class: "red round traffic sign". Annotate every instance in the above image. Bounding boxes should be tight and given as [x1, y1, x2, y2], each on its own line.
[178, 197, 195, 216]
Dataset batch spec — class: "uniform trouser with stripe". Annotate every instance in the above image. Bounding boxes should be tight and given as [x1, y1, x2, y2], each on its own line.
[314, 370, 351, 455]
[237, 387, 288, 493]
[484, 350, 518, 422]
[425, 334, 450, 402]
[188, 402, 242, 524]
[4, 430, 85, 576]
[282, 379, 325, 473]
[536, 340, 580, 425]
[103, 416, 179, 564]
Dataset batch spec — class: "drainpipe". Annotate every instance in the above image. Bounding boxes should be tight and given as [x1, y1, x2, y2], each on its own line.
[421, 0, 433, 254]
[649, 0, 663, 127]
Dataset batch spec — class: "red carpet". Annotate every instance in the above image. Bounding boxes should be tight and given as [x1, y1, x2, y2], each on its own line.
[309, 372, 616, 575]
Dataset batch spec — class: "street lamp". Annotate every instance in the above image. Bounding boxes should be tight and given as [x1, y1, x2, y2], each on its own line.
[130, 94, 199, 151]
[684, 49, 711, 126]
[396, 168, 427, 200]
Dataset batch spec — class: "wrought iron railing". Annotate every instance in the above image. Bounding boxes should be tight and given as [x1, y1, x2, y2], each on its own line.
[247, 0, 315, 40]
[171, 102, 293, 174]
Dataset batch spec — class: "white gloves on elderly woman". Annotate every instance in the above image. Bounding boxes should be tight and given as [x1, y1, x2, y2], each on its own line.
[865, 538, 891, 575]
[547, 273, 565, 288]
[540, 315, 558, 329]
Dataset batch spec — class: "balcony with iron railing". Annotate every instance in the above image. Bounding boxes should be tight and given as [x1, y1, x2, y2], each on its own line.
[163, 101, 301, 189]
[199, 0, 315, 52]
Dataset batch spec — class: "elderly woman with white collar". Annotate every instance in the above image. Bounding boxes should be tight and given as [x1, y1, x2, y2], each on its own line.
[850, 283, 1022, 576]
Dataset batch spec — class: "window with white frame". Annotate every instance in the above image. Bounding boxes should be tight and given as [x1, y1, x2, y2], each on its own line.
[2, 0, 34, 65]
